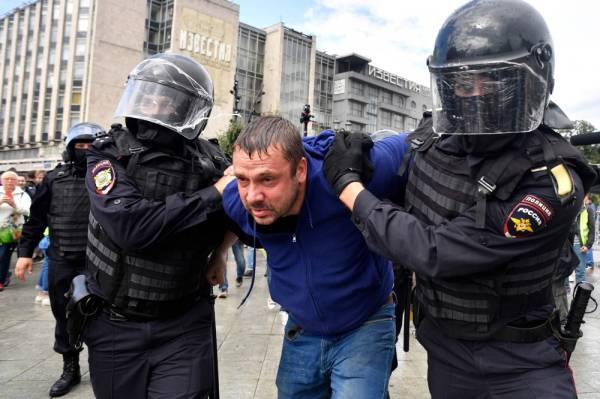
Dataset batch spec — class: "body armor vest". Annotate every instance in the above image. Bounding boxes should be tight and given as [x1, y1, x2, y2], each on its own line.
[406, 117, 595, 339]
[87, 127, 227, 319]
[48, 166, 89, 254]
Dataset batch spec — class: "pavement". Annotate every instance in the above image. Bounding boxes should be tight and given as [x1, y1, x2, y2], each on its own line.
[1, 249, 600, 399]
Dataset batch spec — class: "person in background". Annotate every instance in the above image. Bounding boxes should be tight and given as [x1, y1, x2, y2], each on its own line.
[0, 171, 31, 291]
[573, 194, 595, 285]
[217, 239, 247, 298]
[16, 175, 26, 190]
[16, 122, 101, 397]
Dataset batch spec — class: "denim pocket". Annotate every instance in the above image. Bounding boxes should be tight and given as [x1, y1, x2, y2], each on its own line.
[363, 303, 396, 326]
[283, 320, 304, 342]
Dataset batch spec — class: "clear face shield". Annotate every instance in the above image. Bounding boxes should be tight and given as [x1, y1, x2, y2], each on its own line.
[114, 59, 213, 139]
[430, 63, 549, 135]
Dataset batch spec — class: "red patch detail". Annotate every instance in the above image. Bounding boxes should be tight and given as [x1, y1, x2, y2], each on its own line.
[503, 194, 554, 238]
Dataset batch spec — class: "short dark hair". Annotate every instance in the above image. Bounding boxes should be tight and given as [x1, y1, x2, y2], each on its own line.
[234, 116, 304, 170]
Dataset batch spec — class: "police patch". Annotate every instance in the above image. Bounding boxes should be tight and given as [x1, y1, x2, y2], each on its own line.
[92, 160, 116, 195]
[503, 194, 554, 238]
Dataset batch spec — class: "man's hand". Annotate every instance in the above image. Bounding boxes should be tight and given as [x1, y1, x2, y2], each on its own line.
[1, 196, 15, 208]
[15, 257, 33, 281]
[206, 250, 227, 286]
[213, 166, 235, 196]
[581, 245, 589, 253]
[323, 131, 373, 196]
[205, 231, 238, 286]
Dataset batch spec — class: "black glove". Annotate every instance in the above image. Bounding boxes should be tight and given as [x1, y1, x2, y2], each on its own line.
[323, 131, 374, 196]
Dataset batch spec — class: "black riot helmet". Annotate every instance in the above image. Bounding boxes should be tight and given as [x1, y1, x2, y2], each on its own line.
[115, 52, 214, 140]
[63, 122, 103, 162]
[428, 0, 554, 135]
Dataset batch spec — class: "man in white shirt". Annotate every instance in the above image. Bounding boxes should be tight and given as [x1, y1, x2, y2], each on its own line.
[0, 170, 31, 290]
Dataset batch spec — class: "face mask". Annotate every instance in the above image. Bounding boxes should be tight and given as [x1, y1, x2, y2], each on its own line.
[136, 120, 186, 153]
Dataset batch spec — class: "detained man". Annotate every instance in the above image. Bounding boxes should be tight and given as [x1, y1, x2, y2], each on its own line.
[222, 116, 410, 398]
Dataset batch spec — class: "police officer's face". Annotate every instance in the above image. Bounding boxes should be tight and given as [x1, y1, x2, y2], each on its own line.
[233, 146, 307, 225]
[453, 74, 495, 97]
[138, 95, 177, 117]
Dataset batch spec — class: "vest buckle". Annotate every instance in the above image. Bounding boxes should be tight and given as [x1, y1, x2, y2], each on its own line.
[477, 176, 497, 194]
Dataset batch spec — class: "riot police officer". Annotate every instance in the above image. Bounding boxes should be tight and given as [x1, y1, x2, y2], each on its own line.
[324, 0, 597, 397]
[82, 53, 233, 398]
[15, 122, 102, 397]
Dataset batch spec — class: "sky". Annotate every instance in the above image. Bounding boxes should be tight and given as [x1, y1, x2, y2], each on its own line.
[1, 0, 599, 130]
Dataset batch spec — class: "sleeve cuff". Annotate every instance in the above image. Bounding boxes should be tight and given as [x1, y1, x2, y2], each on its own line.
[351, 189, 381, 229]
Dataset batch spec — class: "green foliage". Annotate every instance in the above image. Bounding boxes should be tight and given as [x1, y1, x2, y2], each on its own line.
[217, 119, 244, 157]
[568, 120, 600, 164]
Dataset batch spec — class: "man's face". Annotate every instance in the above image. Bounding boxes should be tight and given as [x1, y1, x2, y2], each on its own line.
[138, 94, 178, 118]
[34, 172, 45, 184]
[74, 142, 91, 150]
[16, 176, 25, 188]
[233, 145, 307, 225]
[453, 73, 496, 98]
[2, 175, 16, 191]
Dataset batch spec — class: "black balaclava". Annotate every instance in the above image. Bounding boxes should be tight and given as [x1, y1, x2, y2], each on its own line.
[127, 118, 186, 155]
[72, 147, 89, 173]
[459, 133, 524, 156]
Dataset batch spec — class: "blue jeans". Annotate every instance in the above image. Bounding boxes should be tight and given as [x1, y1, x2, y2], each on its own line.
[586, 249, 594, 266]
[36, 252, 49, 292]
[574, 244, 588, 285]
[276, 303, 396, 399]
[246, 246, 255, 271]
[219, 241, 247, 291]
[36, 237, 50, 292]
[0, 243, 16, 284]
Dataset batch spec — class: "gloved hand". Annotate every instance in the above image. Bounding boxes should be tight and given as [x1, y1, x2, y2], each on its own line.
[323, 131, 374, 196]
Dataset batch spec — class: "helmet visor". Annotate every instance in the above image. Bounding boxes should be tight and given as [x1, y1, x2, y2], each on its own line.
[431, 63, 548, 135]
[114, 59, 213, 135]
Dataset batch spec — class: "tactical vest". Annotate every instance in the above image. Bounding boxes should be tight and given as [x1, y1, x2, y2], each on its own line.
[87, 126, 228, 319]
[406, 116, 596, 339]
[47, 166, 89, 254]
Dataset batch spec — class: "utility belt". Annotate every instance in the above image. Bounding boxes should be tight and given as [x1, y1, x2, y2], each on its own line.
[412, 295, 557, 343]
[493, 312, 560, 343]
[101, 292, 209, 323]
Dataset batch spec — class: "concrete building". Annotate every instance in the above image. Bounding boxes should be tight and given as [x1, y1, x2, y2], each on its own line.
[332, 54, 431, 134]
[0, 0, 430, 171]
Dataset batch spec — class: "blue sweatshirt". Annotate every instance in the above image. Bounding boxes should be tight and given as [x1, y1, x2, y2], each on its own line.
[223, 130, 409, 336]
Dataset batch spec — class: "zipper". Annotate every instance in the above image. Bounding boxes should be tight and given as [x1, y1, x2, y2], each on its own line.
[295, 233, 327, 334]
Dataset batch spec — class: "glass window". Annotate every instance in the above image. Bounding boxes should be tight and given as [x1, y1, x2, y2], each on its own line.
[77, 14, 89, 32]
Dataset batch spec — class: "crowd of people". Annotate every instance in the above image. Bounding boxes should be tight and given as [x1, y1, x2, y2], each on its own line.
[0, 0, 598, 398]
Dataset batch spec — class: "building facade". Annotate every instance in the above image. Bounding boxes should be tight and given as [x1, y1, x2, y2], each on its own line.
[0, 0, 430, 170]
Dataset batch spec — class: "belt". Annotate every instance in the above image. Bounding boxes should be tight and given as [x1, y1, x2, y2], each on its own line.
[492, 312, 560, 343]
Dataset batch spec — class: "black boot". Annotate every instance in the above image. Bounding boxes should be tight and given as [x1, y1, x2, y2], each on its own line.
[49, 352, 81, 397]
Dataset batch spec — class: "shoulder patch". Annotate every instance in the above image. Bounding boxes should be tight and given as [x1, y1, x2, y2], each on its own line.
[503, 194, 554, 238]
[92, 160, 116, 195]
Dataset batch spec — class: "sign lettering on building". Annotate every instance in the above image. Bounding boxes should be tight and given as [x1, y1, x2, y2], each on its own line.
[179, 30, 232, 63]
[333, 79, 345, 95]
[368, 65, 430, 95]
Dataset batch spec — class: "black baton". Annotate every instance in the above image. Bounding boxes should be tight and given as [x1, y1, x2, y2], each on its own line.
[209, 292, 220, 399]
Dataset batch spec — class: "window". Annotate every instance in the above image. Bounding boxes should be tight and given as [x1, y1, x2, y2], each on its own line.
[350, 101, 364, 118]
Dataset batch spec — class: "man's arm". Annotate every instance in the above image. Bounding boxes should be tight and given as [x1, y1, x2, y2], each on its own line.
[15, 174, 52, 281]
[585, 206, 595, 249]
[343, 175, 582, 279]
[18, 174, 52, 258]
[87, 146, 234, 251]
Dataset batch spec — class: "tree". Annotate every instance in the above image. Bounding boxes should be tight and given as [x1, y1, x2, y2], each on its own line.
[217, 119, 244, 158]
[570, 120, 599, 164]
